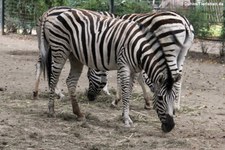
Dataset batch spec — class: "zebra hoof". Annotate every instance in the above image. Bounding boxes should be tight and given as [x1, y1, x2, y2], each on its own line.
[33, 91, 38, 100]
[58, 94, 65, 101]
[102, 89, 111, 96]
[144, 97, 151, 110]
[124, 120, 133, 128]
[57, 94, 65, 100]
[47, 112, 56, 118]
[110, 100, 118, 108]
[123, 115, 133, 128]
[77, 114, 86, 121]
[48, 106, 56, 118]
[144, 103, 151, 110]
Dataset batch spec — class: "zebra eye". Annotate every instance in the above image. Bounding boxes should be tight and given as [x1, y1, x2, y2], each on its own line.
[158, 76, 164, 84]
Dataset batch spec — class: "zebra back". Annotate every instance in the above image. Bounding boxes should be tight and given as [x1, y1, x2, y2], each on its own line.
[120, 11, 194, 81]
[42, 8, 173, 86]
[87, 11, 194, 98]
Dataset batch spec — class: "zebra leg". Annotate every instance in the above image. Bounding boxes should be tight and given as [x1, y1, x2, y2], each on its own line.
[48, 69, 62, 117]
[99, 70, 110, 95]
[137, 72, 151, 110]
[111, 73, 122, 107]
[174, 76, 182, 110]
[67, 54, 84, 120]
[54, 86, 65, 100]
[33, 61, 65, 100]
[48, 51, 70, 117]
[33, 61, 42, 99]
[102, 82, 110, 95]
[87, 69, 108, 101]
[118, 66, 134, 127]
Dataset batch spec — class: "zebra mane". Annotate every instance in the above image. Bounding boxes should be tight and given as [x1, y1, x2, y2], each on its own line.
[153, 32, 177, 91]
[165, 67, 175, 91]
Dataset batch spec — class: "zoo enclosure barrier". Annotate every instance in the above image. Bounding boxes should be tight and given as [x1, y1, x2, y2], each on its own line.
[0, 0, 224, 41]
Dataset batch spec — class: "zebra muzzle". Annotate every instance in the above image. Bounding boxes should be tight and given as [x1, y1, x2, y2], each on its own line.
[87, 92, 97, 101]
[161, 114, 175, 133]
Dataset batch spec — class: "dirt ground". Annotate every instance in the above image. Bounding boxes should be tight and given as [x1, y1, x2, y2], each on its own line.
[0, 34, 225, 150]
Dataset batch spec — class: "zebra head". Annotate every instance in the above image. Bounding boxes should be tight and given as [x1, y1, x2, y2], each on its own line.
[87, 69, 107, 101]
[152, 71, 176, 133]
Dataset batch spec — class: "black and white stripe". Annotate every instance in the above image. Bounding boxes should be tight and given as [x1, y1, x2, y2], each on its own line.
[88, 11, 194, 111]
[40, 8, 178, 132]
[33, 7, 115, 99]
[33, 6, 72, 99]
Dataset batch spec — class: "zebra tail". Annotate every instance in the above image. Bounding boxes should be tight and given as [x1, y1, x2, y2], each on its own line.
[39, 20, 52, 87]
[173, 23, 194, 82]
[37, 15, 44, 80]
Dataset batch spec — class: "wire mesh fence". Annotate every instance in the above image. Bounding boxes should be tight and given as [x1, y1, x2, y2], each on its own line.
[177, 0, 224, 40]
[203, 0, 223, 23]
[4, 0, 38, 34]
[0, 0, 224, 41]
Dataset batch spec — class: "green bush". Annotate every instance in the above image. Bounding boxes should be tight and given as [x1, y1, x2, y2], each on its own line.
[76, 0, 109, 11]
[179, 4, 224, 39]
[222, 6, 225, 39]
[181, 6, 211, 38]
[76, 0, 151, 15]
[114, 0, 151, 15]
[4, 0, 152, 34]
[5, 0, 38, 34]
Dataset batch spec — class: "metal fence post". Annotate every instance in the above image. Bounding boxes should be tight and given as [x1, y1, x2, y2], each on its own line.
[1, 0, 4, 35]
[109, 0, 114, 13]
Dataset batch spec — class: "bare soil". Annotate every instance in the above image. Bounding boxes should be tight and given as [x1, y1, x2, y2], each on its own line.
[0, 34, 225, 150]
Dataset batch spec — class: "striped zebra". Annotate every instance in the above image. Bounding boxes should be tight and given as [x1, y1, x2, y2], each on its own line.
[40, 8, 179, 132]
[87, 11, 194, 111]
[33, 6, 115, 99]
[87, 69, 154, 109]
[87, 68, 111, 100]
[34, 8, 193, 112]
[34, 7, 150, 107]
[33, 6, 71, 99]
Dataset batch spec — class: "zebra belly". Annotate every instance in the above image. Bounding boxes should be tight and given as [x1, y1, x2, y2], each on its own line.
[72, 51, 118, 71]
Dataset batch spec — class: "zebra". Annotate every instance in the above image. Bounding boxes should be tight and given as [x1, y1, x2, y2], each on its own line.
[87, 11, 194, 110]
[87, 68, 110, 101]
[34, 8, 194, 112]
[87, 69, 154, 109]
[34, 7, 151, 107]
[33, 6, 72, 100]
[33, 6, 116, 100]
[40, 8, 179, 132]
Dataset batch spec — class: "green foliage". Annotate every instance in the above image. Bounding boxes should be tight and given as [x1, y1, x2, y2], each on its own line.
[76, 0, 109, 11]
[179, 5, 224, 39]
[182, 6, 211, 38]
[222, 5, 225, 39]
[221, 6, 225, 57]
[114, 0, 151, 15]
[4, 0, 152, 34]
[5, 0, 38, 34]
[76, 0, 151, 15]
